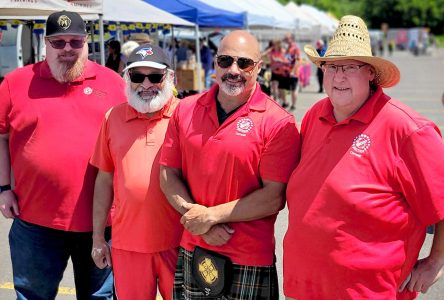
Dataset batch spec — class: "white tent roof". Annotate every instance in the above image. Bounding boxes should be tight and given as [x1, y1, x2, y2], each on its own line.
[102, 0, 193, 26]
[0, 0, 102, 16]
[299, 4, 338, 36]
[285, 2, 318, 30]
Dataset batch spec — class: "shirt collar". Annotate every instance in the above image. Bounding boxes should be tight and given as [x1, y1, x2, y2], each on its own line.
[40, 59, 96, 82]
[125, 96, 176, 122]
[197, 82, 267, 112]
[319, 86, 388, 125]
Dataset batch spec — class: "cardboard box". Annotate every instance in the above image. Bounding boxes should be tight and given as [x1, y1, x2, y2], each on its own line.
[176, 68, 204, 91]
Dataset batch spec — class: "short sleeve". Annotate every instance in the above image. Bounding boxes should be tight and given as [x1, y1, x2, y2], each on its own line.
[396, 124, 444, 225]
[259, 117, 301, 183]
[159, 104, 182, 169]
[90, 110, 114, 172]
[0, 78, 12, 133]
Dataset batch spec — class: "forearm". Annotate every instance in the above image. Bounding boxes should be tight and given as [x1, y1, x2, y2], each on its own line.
[0, 134, 11, 185]
[429, 220, 444, 266]
[209, 180, 285, 224]
[92, 170, 114, 240]
[160, 165, 194, 215]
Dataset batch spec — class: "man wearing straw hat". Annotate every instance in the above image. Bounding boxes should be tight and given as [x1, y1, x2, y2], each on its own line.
[283, 15, 444, 299]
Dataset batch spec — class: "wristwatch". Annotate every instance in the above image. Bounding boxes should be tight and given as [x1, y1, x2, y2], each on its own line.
[0, 184, 11, 193]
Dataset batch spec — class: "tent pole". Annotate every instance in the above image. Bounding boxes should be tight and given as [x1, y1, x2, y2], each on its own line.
[99, 14, 105, 65]
[90, 21, 96, 63]
[195, 24, 202, 92]
[171, 27, 176, 70]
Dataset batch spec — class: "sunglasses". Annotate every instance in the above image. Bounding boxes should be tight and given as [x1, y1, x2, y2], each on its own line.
[216, 55, 258, 72]
[129, 72, 165, 84]
[48, 39, 85, 49]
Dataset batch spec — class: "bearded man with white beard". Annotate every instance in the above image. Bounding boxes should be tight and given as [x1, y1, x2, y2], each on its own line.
[90, 44, 182, 300]
[0, 10, 126, 300]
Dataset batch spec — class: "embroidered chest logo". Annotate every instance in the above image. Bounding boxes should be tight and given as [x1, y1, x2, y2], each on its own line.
[350, 133, 371, 157]
[236, 117, 254, 136]
[136, 47, 153, 59]
[83, 87, 92, 95]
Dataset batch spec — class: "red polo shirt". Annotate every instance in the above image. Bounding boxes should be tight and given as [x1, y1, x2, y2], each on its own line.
[284, 87, 444, 299]
[0, 60, 126, 232]
[160, 83, 300, 266]
[90, 99, 182, 253]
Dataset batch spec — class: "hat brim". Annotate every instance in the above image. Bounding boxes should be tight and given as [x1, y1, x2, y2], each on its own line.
[123, 61, 168, 72]
[304, 45, 400, 88]
[46, 32, 87, 37]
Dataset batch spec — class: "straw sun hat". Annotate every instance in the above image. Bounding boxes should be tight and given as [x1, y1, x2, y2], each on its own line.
[304, 15, 400, 88]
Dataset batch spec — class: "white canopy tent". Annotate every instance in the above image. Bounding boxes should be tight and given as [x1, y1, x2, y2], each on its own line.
[299, 4, 338, 37]
[285, 2, 322, 41]
[0, 0, 102, 16]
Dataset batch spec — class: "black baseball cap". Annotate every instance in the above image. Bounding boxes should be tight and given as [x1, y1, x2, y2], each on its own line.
[46, 10, 87, 37]
[124, 44, 171, 71]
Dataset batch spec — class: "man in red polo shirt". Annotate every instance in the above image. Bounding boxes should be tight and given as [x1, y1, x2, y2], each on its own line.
[284, 15, 444, 300]
[90, 44, 182, 300]
[0, 11, 126, 299]
[160, 30, 300, 299]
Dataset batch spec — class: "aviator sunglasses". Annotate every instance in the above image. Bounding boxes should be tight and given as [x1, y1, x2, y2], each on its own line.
[47, 39, 85, 49]
[216, 55, 259, 72]
[129, 72, 165, 84]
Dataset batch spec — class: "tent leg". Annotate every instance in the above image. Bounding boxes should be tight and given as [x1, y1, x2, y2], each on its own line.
[99, 14, 105, 65]
[195, 24, 202, 92]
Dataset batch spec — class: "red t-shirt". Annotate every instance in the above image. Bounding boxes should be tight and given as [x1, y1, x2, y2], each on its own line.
[0, 60, 126, 232]
[160, 83, 300, 266]
[284, 87, 444, 299]
[90, 100, 182, 253]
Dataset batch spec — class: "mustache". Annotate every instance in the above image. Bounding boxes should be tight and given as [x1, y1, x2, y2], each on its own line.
[222, 73, 245, 82]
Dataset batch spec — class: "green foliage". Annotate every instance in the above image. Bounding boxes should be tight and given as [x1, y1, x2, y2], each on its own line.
[277, 0, 444, 33]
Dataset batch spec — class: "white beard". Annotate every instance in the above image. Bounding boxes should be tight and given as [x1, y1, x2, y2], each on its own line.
[220, 80, 245, 96]
[126, 74, 174, 114]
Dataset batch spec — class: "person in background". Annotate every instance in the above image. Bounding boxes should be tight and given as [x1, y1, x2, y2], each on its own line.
[282, 33, 301, 110]
[315, 39, 326, 93]
[284, 15, 444, 300]
[269, 39, 288, 105]
[120, 40, 139, 66]
[160, 30, 300, 299]
[91, 44, 182, 300]
[200, 39, 214, 89]
[0, 10, 126, 299]
[105, 40, 124, 74]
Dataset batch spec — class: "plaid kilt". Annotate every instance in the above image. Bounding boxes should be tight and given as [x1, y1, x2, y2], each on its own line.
[173, 247, 279, 300]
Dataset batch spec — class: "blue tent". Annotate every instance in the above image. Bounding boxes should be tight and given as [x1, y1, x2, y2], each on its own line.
[145, 0, 245, 28]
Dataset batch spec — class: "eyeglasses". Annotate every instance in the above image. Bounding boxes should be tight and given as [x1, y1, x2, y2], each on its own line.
[47, 39, 85, 50]
[321, 64, 368, 75]
[129, 72, 165, 84]
[216, 55, 259, 72]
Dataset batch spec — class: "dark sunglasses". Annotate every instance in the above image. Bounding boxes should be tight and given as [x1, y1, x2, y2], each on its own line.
[216, 55, 258, 72]
[129, 72, 165, 84]
[48, 39, 85, 49]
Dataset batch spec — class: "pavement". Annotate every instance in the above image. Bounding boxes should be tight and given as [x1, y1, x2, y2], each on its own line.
[1, 48, 444, 299]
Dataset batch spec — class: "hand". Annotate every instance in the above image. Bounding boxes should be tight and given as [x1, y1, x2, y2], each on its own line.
[201, 224, 235, 246]
[0, 190, 19, 218]
[400, 257, 443, 293]
[91, 237, 112, 269]
[181, 202, 215, 235]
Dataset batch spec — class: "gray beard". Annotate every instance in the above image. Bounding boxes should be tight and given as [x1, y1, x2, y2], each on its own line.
[220, 80, 245, 96]
[126, 76, 174, 113]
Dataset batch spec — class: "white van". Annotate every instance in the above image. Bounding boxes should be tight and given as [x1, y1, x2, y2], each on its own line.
[0, 23, 44, 79]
